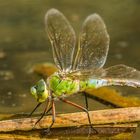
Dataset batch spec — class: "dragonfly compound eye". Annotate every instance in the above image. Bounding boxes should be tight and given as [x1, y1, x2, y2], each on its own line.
[30, 79, 49, 103]
[30, 86, 37, 96]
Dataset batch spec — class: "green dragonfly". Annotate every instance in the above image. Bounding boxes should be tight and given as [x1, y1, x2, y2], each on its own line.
[30, 8, 140, 132]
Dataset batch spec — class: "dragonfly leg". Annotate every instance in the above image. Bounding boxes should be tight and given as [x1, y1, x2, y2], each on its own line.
[84, 92, 89, 109]
[34, 100, 52, 126]
[59, 98, 98, 134]
[29, 102, 42, 117]
[59, 98, 87, 111]
[84, 92, 98, 134]
[44, 99, 56, 134]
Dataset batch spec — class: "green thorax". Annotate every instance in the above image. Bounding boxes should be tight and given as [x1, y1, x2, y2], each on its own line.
[48, 74, 79, 97]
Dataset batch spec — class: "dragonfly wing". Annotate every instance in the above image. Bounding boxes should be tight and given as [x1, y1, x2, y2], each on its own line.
[68, 68, 105, 80]
[102, 64, 140, 88]
[69, 64, 140, 88]
[74, 14, 109, 70]
[45, 9, 76, 72]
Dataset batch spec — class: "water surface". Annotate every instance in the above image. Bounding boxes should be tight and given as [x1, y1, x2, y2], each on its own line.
[0, 0, 140, 138]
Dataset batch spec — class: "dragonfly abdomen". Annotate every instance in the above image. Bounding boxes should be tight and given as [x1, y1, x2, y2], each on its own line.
[80, 79, 108, 91]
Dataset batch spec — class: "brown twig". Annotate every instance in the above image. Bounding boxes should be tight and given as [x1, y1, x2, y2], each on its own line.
[0, 107, 139, 132]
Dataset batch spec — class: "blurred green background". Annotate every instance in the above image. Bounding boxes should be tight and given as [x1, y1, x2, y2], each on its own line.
[0, 0, 140, 138]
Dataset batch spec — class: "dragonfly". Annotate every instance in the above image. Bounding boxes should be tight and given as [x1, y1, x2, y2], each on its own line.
[30, 8, 140, 133]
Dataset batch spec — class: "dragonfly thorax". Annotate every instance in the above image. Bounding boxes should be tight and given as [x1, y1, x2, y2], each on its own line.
[48, 73, 80, 97]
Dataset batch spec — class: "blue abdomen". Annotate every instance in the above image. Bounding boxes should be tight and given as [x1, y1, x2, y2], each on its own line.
[85, 79, 107, 89]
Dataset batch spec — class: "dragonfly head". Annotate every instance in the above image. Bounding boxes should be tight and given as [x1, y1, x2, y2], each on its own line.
[30, 79, 49, 103]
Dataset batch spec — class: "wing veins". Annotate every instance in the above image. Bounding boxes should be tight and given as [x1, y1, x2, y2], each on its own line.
[47, 23, 63, 70]
[45, 9, 76, 72]
[74, 14, 109, 70]
[73, 28, 89, 70]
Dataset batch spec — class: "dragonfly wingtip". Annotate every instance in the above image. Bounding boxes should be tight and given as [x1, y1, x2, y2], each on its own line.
[45, 8, 61, 22]
[46, 8, 60, 16]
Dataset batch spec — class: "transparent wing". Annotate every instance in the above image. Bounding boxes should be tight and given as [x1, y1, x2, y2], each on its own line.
[45, 9, 76, 72]
[68, 68, 105, 80]
[70, 64, 140, 88]
[73, 14, 110, 70]
[102, 64, 140, 88]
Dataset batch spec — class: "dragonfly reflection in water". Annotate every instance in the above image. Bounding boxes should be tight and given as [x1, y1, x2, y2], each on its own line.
[30, 8, 140, 133]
